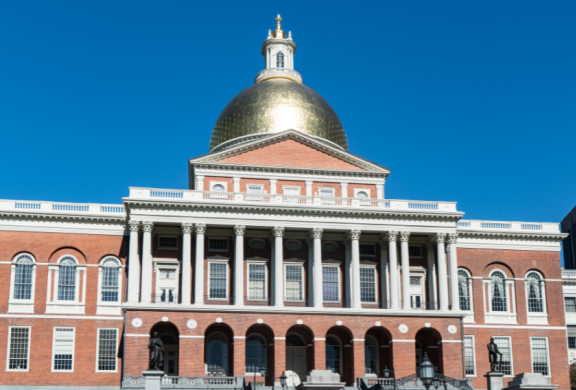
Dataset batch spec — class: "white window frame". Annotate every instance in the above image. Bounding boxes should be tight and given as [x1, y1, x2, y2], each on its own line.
[463, 335, 476, 377]
[483, 270, 517, 324]
[210, 181, 228, 192]
[46, 256, 86, 314]
[209, 237, 229, 252]
[458, 268, 474, 315]
[525, 271, 548, 324]
[318, 187, 336, 197]
[530, 337, 551, 378]
[360, 264, 378, 303]
[208, 258, 229, 301]
[8, 253, 37, 314]
[284, 261, 305, 303]
[158, 235, 179, 250]
[322, 262, 341, 303]
[282, 186, 301, 195]
[493, 336, 514, 377]
[246, 184, 264, 194]
[51, 327, 76, 373]
[96, 328, 119, 373]
[353, 188, 371, 198]
[6, 326, 31, 372]
[154, 258, 181, 304]
[246, 261, 268, 301]
[359, 243, 376, 257]
[96, 257, 123, 315]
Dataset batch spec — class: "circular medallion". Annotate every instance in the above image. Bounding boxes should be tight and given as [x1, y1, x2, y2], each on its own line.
[375, 321, 381, 327]
[187, 320, 197, 329]
[297, 319, 303, 325]
[257, 319, 264, 324]
[216, 317, 223, 323]
[425, 323, 431, 328]
[132, 318, 142, 328]
[322, 241, 338, 252]
[162, 317, 169, 322]
[249, 238, 266, 250]
[285, 240, 302, 251]
[448, 325, 457, 334]
[336, 320, 343, 326]
[398, 324, 408, 334]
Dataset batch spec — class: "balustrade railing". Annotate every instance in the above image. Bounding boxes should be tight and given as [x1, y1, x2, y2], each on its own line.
[457, 219, 559, 233]
[2, 199, 126, 216]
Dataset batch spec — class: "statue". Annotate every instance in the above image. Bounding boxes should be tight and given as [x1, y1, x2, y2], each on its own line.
[148, 332, 164, 371]
[487, 337, 503, 372]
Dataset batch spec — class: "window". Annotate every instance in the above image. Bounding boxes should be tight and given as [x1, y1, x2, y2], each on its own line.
[52, 328, 75, 372]
[285, 264, 303, 302]
[247, 185, 263, 194]
[490, 271, 507, 312]
[322, 266, 340, 302]
[356, 191, 369, 199]
[531, 337, 549, 376]
[97, 329, 118, 372]
[526, 272, 544, 313]
[365, 335, 378, 375]
[359, 244, 375, 256]
[286, 334, 305, 347]
[568, 326, 576, 349]
[493, 336, 512, 376]
[458, 269, 472, 311]
[209, 262, 228, 299]
[100, 258, 120, 302]
[360, 267, 376, 303]
[206, 332, 229, 374]
[464, 336, 476, 376]
[245, 334, 266, 373]
[409, 245, 422, 257]
[57, 257, 77, 301]
[13, 255, 34, 300]
[276, 51, 284, 67]
[212, 184, 226, 192]
[248, 263, 266, 301]
[159, 289, 175, 303]
[7, 327, 30, 371]
[158, 236, 178, 250]
[566, 297, 576, 312]
[326, 335, 342, 375]
[319, 188, 335, 197]
[209, 238, 228, 251]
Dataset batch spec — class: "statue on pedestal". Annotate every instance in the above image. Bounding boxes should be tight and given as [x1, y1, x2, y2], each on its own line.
[487, 337, 503, 372]
[148, 332, 164, 371]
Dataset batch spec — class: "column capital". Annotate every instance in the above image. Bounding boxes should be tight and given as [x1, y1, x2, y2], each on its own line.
[141, 221, 154, 233]
[181, 223, 193, 235]
[400, 231, 410, 242]
[233, 224, 246, 236]
[272, 226, 285, 238]
[386, 231, 398, 242]
[269, 179, 278, 183]
[340, 182, 348, 187]
[196, 175, 205, 180]
[309, 228, 323, 240]
[436, 232, 447, 243]
[346, 229, 361, 241]
[232, 177, 241, 183]
[447, 233, 458, 244]
[128, 221, 140, 232]
[195, 223, 207, 235]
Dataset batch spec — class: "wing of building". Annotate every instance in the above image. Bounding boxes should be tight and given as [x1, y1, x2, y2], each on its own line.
[0, 15, 569, 390]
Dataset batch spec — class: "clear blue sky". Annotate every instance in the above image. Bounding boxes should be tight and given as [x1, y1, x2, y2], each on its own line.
[0, 1, 574, 225]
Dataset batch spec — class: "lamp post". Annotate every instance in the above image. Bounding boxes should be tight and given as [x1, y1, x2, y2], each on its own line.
[260, 368, 266, 386]
[280, 371, 287, 389]
[419, 353, 435, 390]
[383, 367, 395, 390]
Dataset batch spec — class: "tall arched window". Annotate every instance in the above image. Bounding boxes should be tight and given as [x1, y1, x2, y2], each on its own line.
[206, 332, 229, 374]
[526, 271, 544, 313]
[326, 335, 342, 375]
[14, 255, 34, 300]
[101, 258, 120, 302]
[458, 269, 472, 311]
[490, 271, 507, 312]
[245, 334, 266, 373]
[58, 257, 77, 301]
[365, 335, 378, 375]
[276, 52, 284, 68]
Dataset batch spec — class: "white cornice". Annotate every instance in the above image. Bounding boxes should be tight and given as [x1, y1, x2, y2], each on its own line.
[458, 231, 566, 242]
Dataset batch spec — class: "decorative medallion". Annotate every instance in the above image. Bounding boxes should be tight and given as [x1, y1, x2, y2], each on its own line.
[424, 323, 431, 328]
[375, 321, 381, 327]
[132, 318, 142, 328]
[187, 320, 197, 329]
[162, 317, 169, 322]
[448, 325, 457, 334]
[249, 238, 266, 250]
[336, 320, 343, 326]
[322, 241, 338, 252]
[285, 240, 302, 251]
[216, 317, 223, 323]
[398, 324, 408, 334]
[257, 319, 264, 324]
[297, 319, 303, 325]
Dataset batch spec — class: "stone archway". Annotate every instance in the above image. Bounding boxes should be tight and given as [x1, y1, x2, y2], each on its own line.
[415, 328, 443, 374]
[150, 322, 180, 376]
[365, 327, 393, 377]
[285, 325, 314, 385]
[205, 323, 234, 375]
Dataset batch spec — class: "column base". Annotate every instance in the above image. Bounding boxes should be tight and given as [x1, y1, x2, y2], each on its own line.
[485, 372, 505, 390]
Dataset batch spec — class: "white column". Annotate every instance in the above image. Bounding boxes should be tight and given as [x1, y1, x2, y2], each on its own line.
[426, 241, 437, 309]
[196, 176, 204, 191]
[233, 177, 241, 193]
[400, 232, 411, 310]
[194, 223, 206, 305]
[376, 184, 384, 199]
[448, 233, 459, 311]
[310, 228, 323, 308]
[127, 221, 141, 303]
[272, 227, 284, 307]
[436, 233, 449, 311]
[306, 181, 313, 197]
[233, 225, 245, 306]
[269, 179, 277, 195]
[307, 239, 313, 306]
[348, 230, 362, 309]
[181, 223, 193, 305]
[341, 183, 348, 198]
[140, 222, 154, 304]
[379, 240, 389, 307]
[344, 241, 352, 307]
[387, 232, 399, 309]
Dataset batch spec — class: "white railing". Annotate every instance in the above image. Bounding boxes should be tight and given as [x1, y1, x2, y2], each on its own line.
[481, 222, 511, 229]
[0, 199, 126, 217]
[202, 377, 236, 385]
[457, 220, 561, 233]
[151, 190, 183, 199]
[408, 201, 438, 210]
[563, 270, 576, 278]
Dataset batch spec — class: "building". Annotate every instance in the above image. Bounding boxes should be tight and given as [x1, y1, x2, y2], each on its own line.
[0, 15, 570, 390]
[562, 269, 576, 364]
[561, 206, 576, 269]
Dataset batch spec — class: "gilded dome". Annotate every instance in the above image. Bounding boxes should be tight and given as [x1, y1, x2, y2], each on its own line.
[209, 78, 348, 152]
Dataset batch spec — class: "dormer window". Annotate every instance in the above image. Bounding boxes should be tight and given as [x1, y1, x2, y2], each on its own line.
[276, 52, 284, 68]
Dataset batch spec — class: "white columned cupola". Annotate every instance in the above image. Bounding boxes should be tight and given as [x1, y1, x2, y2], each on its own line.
[255, 15, 302, 84]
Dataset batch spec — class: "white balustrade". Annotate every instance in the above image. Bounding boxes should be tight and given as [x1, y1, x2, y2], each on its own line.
[457, 220, 560, 233]
[0, 200, 126, 216]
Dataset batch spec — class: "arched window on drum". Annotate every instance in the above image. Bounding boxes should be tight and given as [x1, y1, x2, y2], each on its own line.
[276, 51, 284, 68]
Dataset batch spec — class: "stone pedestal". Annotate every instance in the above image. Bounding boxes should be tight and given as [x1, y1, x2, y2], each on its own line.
[485, 372, 505, 390]
[301, 370, 346, 390]
[142, 369, 164, 390]
[503, 373, 559, 390]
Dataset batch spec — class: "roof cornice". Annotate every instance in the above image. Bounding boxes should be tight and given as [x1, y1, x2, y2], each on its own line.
[458, 230, 567, 242]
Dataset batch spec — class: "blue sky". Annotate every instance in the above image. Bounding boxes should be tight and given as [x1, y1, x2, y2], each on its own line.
[0, 1, 574, 226]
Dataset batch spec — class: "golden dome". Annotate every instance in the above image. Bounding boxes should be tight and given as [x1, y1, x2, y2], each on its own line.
[209, 78, 348, 152]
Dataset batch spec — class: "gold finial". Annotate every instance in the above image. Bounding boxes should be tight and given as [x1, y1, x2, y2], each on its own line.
[271, 14, 286, 39]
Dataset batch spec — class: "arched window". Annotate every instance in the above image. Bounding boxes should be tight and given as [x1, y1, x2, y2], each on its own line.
[356, 191, 369, 199]
[245, 334, 266, 373]
[58, 257, 77, 301]
[206, 332, 229, 374]
[365, 335, 378, 375]
[458, 269, 472, 311]
[326, 335, 342, 375]
[14, 255, 34, 300]
[212, 184, 225, 192]
[277, 52, 284, 68]
[101, 258, 120, 302]
[490, 271, 507, 312]
[526, 271, 544, 313]
[286, 334, 306, 347]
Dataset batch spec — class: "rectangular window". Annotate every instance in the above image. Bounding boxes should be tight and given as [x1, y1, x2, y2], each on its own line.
[322, 266, 340, 302]
[209, 238, 228, 251]
[531, 337, 549, 376]
[568, 326, 576, 349]
[158, 236, 178, 250]
[101, 266, 119, 302]
[7, 327, 30, 371]
[248, 263, 266, 301]
[493, 336, 513, 376]
[52, 327, 75, 372]
[410, 295, 422, 308]
[209, 262, 228, 299]
[159, 289, 175, 303]
[359, 244, 375, 256]
[247, 185, 263, 194]
[360, 267, 376, 302]
[285, 264, 303, 302]
[464, 336, 476, 376]
[566, 297, 576, 312]
[409, 245, 422, 257]
[319, 188, 335, 197]
[97, 329, 118, 372]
